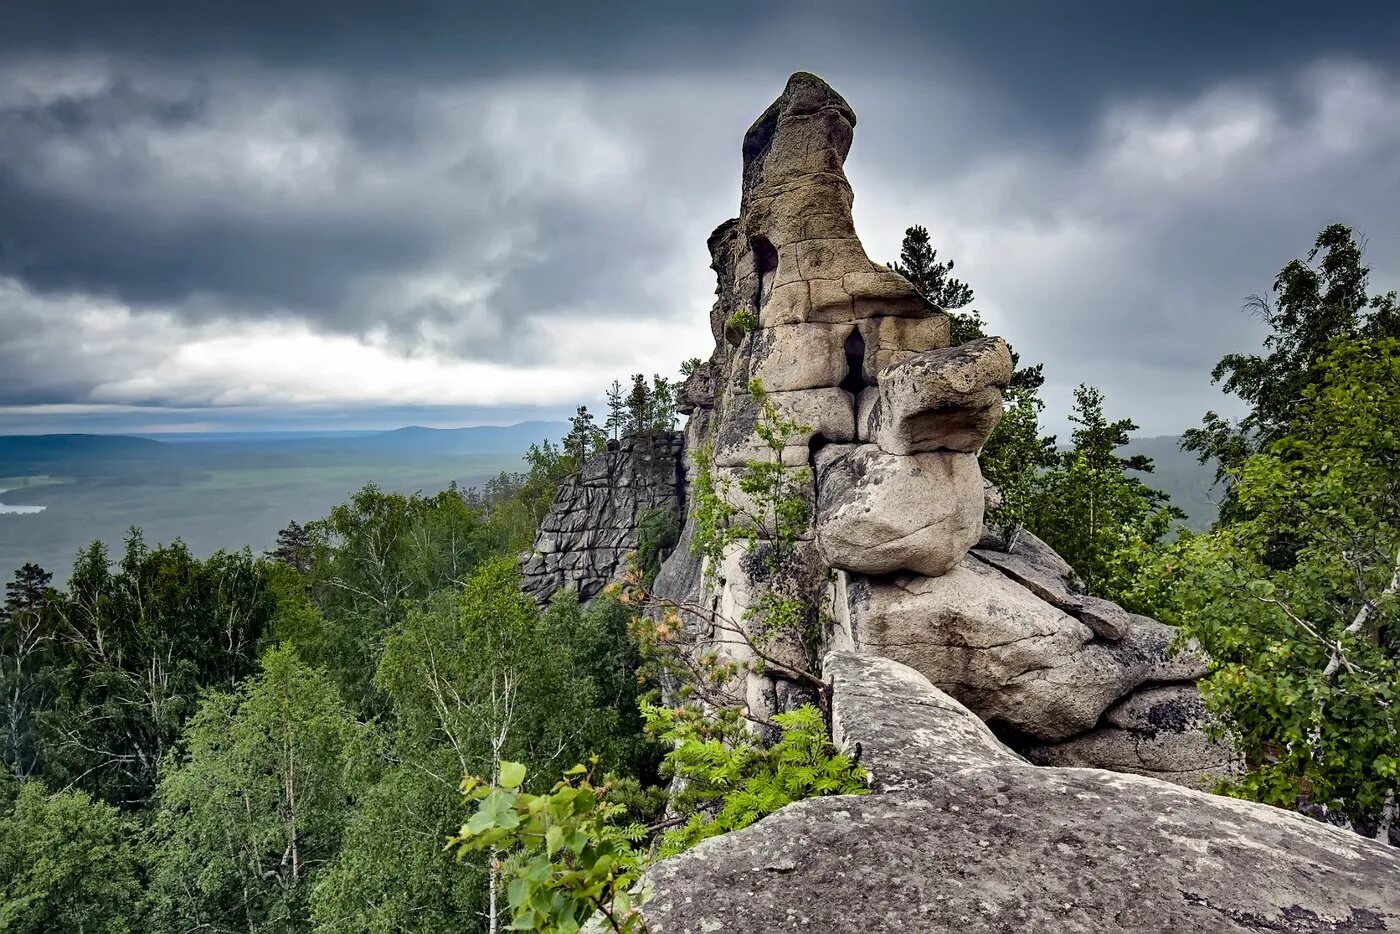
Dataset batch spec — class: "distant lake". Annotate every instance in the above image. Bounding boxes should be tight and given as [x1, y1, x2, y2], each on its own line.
[0, 478, 55, 515]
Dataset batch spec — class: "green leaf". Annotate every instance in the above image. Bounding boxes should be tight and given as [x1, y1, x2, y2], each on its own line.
[499, 760, 527, 790]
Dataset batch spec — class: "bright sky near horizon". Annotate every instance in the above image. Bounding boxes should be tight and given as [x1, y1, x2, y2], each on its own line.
[4, 1, 1400, 436]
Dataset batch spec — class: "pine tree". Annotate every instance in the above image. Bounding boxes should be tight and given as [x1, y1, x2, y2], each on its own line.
[648, 375, 676, 432]
[890, 224, 974, 310]
[604, 380, 626, 441]
[625, 375, 650, 436]
[1027, 385, 1181, 600]
[268, 521, 313, 574]
[890, 224, 1043, 390]
[2, 563, 52, 619]
[564, 405, 603, 463]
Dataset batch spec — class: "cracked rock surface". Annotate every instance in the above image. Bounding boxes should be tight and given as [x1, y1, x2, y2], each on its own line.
[521, 432, 684, 603]
[637, 654, 1400, 933]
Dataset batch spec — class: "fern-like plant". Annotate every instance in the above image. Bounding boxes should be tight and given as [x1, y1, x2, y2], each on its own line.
[644, 703, 868, 857]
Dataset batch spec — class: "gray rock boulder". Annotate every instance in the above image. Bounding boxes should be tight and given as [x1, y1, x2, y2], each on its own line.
[972, 535, 1134, 640]
[1025, 684, 1239, 787]
[873, 336, 1013, 455]
[637, 653, 1400, 933]
[814, 445, 983, 578]
[846, 559, 1175, 741]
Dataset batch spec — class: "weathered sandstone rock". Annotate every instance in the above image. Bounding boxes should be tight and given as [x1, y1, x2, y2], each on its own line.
[1025, 684, 1238, 787]
[814, 445, 983, 578]
[637, 653, 1400, 933]
[874, 336, 1013, 454]
[856, 313, 953, 383]
[846, 559, 1165, 741]
[712, 385, 854, 468]
[743, 322, 850, 392]
[549, 71, 1228, 783]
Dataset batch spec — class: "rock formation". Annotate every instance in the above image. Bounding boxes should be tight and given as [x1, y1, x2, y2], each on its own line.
[636, 653, 1400, 932]
[649, 71, 1233, 787]
[521, 431, 683, 603]
[531, 71, 1399, 931]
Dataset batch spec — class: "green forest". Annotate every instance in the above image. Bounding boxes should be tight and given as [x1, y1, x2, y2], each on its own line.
[1, 223, 1397, 932]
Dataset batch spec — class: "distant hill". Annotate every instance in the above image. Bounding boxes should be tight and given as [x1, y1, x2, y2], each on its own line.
[352, 422, 568, 454]
[0, 433, 163, 464]
[1122, 435, 1222, 531]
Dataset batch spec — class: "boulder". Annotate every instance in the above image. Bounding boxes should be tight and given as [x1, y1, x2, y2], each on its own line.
[637, 653, 1400, 933]
[1025, 684, 1238, 788]
[846, 559, 1166, 740]
[874, 336, 1013, 454]
[814, 445, 983, 578]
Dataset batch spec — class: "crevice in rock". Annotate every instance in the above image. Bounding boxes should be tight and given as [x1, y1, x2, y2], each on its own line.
[838, 327, 868, 396]
[751, 235, 778, 311]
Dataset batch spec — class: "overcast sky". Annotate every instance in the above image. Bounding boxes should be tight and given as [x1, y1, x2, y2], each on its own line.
[3, 1, 1400, 436]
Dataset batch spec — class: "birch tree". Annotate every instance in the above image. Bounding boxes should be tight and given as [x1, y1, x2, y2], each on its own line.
[1168, 338, 1399, 839]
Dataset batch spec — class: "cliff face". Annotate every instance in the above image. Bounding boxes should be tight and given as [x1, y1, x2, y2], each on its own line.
[520, 431, 683, 604]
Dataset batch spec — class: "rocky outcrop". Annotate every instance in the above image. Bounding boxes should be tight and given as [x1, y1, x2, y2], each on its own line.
[637, 653, 1400, 932]
[521, 432, 683, 604]
[513, 72, 1227, 786]
[641, 71, 1230, 788]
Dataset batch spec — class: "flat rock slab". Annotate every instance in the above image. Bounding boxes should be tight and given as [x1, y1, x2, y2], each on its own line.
[638, 654, 1400, 933]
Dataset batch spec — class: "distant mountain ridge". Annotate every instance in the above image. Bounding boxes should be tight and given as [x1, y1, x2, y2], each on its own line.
[1, 422, 569, 461]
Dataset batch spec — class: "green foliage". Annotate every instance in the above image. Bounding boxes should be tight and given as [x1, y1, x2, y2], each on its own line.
[725, 307, 760, 334]
[634, 506, 681, 587]
[1163, 337, 1400, 827]
[1184, 223, 1400, 506]
[980, 385, 1058, 543]
[1, 564, 58, 779]
[1, 421, 659, 930]
[0, 779, 143, 933]
[890, 223, 975, 312]
[646, 704, 867, 856]
[301, 483, 497, 710]
[39, 532, 276, 806]
[687, 380, 818, 660]
[691, 380, 812, 568]
[1024, 385, 1181, 606]
[449, 706, 866, 932]
[145, 646, 370, 933]
[448, 759, 648, 933]
[310, 753, 489, 932]
[314, 561, 654, 931]
[890, 224, 1043, 391]
[565, 405, 608, 464]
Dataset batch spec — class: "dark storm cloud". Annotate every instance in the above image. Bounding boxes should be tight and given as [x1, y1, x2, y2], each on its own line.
[3, 0, 1400, 432]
